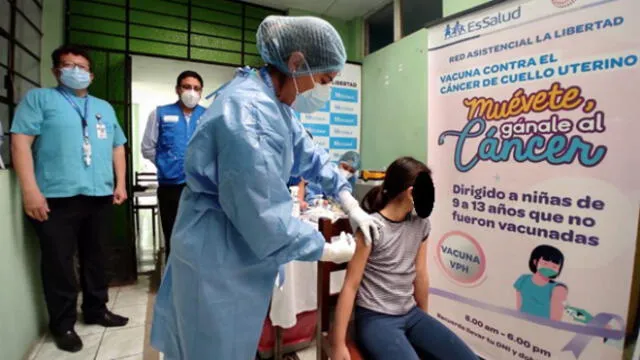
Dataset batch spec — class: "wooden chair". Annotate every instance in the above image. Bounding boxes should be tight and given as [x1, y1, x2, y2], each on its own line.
[316, 217, 364, 360]
[133, 171, 158, 190]
[132, 172, 159, 234]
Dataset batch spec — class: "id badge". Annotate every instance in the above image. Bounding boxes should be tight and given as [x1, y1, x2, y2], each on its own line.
[97, 123, 107, 139]
[82, 139, 92, 167]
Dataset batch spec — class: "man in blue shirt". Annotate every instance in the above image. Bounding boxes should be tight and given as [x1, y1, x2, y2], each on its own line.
[141, 71, 206, 261]
[11, 45, 129, 353]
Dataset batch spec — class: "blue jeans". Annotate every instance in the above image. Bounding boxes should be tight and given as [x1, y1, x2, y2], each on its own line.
[355, 306, 478, 360]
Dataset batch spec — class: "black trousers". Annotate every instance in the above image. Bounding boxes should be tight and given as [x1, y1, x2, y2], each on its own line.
[157, 184, 185, 261]
[29, 195, 112, 334]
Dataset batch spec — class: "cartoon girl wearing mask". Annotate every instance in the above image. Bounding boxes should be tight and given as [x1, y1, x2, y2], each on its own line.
[514, 245, 568, 320]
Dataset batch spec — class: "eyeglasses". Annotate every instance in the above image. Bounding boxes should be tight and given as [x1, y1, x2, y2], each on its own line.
[180, 84, 202, 92]
[60, 62, 90, 71]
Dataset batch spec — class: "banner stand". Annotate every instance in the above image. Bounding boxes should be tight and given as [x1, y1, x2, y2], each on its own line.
[426, 0, 640, 359]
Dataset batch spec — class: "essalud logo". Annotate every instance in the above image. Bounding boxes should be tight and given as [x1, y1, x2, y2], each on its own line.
[444, 6, 522, 40]
[444, 21, 467, 40]
[552, 0, 577, 8]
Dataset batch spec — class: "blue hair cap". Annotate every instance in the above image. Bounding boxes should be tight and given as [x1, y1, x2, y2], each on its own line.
[257, 16, 347, 76]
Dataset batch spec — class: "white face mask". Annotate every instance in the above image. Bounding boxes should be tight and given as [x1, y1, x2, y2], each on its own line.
[181, 90, 200, 109]
[339, 168, 353, 180]
[291, 77, 331, 113]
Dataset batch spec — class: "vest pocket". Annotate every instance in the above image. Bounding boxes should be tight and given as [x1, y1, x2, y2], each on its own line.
[156, 152, 183, 181]
[159, 121, 177, 147]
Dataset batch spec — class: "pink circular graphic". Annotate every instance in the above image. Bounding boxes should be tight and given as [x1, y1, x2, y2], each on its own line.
[551, 0, 577, 8]
[437, 231, 486, 284]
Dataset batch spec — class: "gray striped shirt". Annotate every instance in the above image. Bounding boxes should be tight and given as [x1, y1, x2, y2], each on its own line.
[356, 212, 431, 315]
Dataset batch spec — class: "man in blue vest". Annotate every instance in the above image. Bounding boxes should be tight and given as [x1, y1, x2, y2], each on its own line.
[141, 71, 206, 261]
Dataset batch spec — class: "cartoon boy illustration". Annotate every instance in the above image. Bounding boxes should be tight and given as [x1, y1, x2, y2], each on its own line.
[514, 245, 568, 320]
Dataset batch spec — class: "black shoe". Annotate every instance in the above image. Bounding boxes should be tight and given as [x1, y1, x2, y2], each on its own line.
[84, 310, 129, 327]
[52, 330, 83, 353]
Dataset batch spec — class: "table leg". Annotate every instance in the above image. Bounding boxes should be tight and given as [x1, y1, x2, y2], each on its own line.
[152, 209, 157, 260]
[134, 209, 140, 237]
[274, 326, 283, 360]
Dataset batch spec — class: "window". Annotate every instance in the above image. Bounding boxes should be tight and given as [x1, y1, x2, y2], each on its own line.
[67, 0, 284, 67]
[365, 0, 443, 54]
[366, 3, 394, 55]
[64, 0, 286, 118]
[402, 0, 442, 37]
[0, 0, 43, 168]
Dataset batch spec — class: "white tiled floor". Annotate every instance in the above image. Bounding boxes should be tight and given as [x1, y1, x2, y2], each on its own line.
[30, 278, 150, 360]
[29, 275, 320, 360]
[96, 326, 145, 360]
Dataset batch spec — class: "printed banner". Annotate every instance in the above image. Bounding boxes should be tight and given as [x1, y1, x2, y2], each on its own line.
[426, 0, 640, 359]
[298, 63, 361, 162]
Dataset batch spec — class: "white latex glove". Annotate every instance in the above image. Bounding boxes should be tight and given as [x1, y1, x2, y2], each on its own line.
[339, 191, 384, 246]
[320, 232, 356, 263]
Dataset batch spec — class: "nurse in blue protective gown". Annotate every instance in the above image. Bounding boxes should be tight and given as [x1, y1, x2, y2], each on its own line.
[306, 151, 361, 201]
[150, 16, 384, 360]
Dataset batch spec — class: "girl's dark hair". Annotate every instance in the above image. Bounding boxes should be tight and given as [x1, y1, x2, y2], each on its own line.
[361, 157, 430, 214]
[528, 244, 564, 279]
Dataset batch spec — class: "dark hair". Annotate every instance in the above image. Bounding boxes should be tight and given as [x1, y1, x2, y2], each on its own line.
[51, 45, 92, 69]
[528, 245, 564, 279]
[361, 157, 430, 214]
[267, 64, 287, 86]
[176, 71, 204, 88]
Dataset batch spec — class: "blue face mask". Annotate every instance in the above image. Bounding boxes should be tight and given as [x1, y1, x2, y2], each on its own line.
[60, 67, 92, 90]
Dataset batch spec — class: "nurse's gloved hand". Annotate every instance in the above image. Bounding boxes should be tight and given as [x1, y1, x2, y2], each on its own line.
[320, 232, 356, 264]
[339, 191, 384, 246]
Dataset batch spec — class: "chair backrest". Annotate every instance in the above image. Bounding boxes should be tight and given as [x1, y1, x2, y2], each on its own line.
[135, 171, 158, 189]
[316, 217, 353, 337]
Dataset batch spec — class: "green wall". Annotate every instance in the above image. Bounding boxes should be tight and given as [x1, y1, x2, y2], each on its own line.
[0, 172, 47, 360]
[361, 29, 428, 169]
[41, 0, 65, 87]
[360, 0, 490, 169]
[443, 0, 491, 17]
[288, 9, 364, 62]
[0, 0, 66, 358]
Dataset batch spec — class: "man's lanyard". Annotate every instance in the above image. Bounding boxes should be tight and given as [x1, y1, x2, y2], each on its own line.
[56, 87, 93, 166]
[56, 87, 90, 139]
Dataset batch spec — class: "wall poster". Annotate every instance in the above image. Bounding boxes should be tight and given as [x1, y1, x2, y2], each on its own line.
[427, 0, 640, 359]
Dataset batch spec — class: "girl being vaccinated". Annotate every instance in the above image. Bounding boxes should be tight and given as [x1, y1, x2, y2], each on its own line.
[332, 157, 478, 360]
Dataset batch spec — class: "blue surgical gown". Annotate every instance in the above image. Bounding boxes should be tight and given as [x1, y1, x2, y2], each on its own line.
[304, 181, 323, 202]
[150, 68, 351, 360]
[305, 176, 355, 203]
